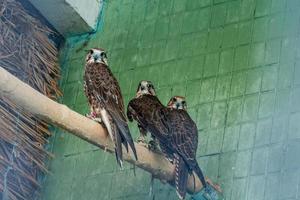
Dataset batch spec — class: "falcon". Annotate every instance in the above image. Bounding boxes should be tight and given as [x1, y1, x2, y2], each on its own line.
[166, 96, 207, 199]
[127, 82, 207, 199]
[127, 80, 167, 149]
[83, 48, 137, 167]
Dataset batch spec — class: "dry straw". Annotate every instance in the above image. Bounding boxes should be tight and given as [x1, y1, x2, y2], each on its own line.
[0, 0, 61, 199]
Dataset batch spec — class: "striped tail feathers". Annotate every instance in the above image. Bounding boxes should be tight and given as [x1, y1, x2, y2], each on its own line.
[174, 156, 207, 199]
[174, 155, 189, 200]
[100, 108, 137, 167]
[100, 108, 124, 168]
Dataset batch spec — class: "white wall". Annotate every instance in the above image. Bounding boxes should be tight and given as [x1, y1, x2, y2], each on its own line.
[28, 0, 102, 37]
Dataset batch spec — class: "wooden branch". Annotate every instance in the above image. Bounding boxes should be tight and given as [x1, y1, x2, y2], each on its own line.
[0, 67, 204, 194]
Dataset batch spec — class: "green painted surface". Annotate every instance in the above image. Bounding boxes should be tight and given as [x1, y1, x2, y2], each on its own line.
[42, 0, 300, 199]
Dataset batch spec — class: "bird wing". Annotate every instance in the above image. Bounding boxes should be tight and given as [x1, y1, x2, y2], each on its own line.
[167, 109, 207, 189]
[168, 110, 198, 162]
[85, 63, 137, 161]
[127, 95, 169, 140]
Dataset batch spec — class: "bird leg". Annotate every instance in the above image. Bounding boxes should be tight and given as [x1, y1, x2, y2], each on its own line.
[137, 124, 147, 143]
[148, 135, 159, 152]
[85, 107, 96, 119]
[86, 109, 102, 123]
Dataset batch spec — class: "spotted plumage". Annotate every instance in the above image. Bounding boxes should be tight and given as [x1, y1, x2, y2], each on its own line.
[83, 48, 137, 167]
[127, 81, 169, 146]
[127, 81, 166, 147]
[166, 96, 207, 199]
[128, 85, 206, 199]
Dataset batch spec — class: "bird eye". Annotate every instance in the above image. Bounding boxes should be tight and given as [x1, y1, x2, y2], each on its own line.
[172, 97, 177, 102]
[89, 49, 94, 54]
[182, 101, 186, 105]
[100, 52, 107, 58]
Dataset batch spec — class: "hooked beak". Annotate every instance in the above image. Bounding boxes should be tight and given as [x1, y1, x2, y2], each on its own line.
[93, 54, 100, 61]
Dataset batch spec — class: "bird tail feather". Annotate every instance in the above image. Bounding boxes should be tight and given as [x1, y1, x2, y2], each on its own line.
[110, 112, 138, 161]
[175, 156, 189, 200]
[114, 128, 123, 168]
[117, 123, 138, 161]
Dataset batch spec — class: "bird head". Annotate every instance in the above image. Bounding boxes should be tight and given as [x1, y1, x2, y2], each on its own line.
[167, 96, 187, 110]
[86, 48, 108, 65]
[136, 80, 156, 97]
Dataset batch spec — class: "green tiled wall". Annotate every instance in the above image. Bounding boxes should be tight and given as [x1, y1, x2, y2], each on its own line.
[42, 0, 300, 199]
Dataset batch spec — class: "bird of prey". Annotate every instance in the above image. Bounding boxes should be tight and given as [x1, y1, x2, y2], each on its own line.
[83, 48, 137, 167]
[127, 80, 167, 149]
[166, 96, 207, 199]
[128, 82, 206, 199]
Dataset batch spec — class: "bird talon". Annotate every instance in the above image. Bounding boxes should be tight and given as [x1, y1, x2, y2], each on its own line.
[86, 111, 97, 118]
[137, 136, 146, 143]
[86, 113, 102, 123]
[148, 140, 159, 151]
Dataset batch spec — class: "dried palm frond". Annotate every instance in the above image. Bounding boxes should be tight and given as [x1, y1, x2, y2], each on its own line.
[0, 0, 61, 199]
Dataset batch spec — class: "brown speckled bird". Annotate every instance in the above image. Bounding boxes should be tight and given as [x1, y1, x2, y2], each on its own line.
[83, 48, 137, 167]
[127, 81, 168, 149]
[128, 82, 206, 199]
[167, 96, 207, 199]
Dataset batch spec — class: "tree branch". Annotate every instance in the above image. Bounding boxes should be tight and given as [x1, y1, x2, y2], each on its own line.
[0, 67, 204, 194]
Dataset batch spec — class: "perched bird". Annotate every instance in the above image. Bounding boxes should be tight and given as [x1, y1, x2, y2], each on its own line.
[83, 48, 137, 167]
[166, 96, 207, 199]
[127, 81, 173, 198]
[128, 82, 206, 199]
[127, 80, 167, 149]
